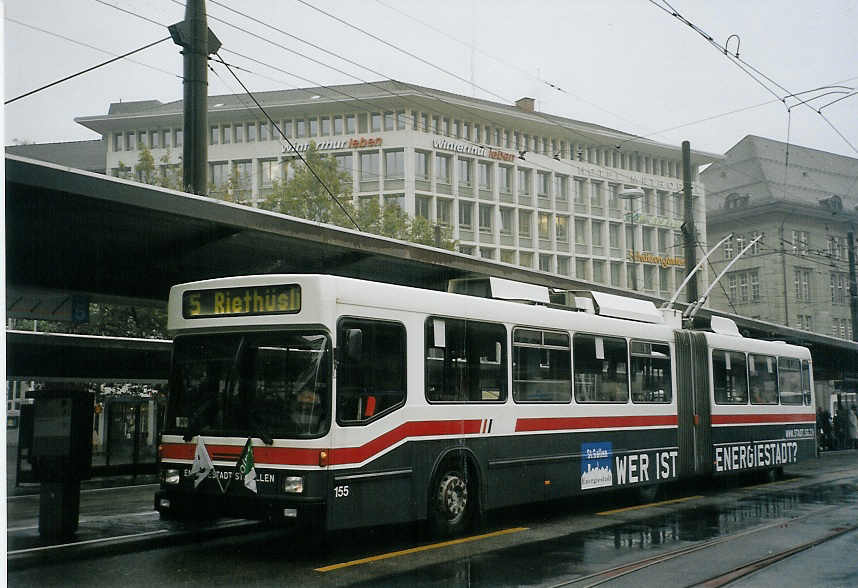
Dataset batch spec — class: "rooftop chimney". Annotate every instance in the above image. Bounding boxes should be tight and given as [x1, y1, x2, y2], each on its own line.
[515, 97, 535, 113]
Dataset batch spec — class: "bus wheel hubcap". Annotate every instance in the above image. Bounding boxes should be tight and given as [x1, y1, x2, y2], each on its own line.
[437, 473, 468, 523]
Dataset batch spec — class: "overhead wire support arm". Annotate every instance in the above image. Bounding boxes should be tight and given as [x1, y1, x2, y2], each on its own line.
[662, 233, 734, 311]
[683, 234, 763, 321]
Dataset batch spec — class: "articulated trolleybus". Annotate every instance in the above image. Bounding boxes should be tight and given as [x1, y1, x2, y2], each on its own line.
[156, 274, 816, 535]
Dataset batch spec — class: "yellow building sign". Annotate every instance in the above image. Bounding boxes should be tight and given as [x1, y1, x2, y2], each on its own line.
[627, 251, 685, 268]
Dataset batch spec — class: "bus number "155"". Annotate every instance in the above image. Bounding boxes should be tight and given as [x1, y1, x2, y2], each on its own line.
[334, 485, 350, 498]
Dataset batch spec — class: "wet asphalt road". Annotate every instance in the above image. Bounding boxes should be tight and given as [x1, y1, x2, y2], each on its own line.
[7, 452, 858, 587]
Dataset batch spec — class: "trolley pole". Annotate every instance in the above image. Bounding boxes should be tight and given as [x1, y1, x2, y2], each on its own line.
[848, 230, 858, 341]
[682, 141, 698, 303]
[169, 0, 220, 195]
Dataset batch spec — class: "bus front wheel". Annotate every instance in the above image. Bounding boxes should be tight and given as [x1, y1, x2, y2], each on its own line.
[429, 468, 473, 537]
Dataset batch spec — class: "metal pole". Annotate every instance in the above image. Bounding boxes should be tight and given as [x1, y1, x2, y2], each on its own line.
[629, 205, 638, 291]
[848, 231, 858, 340]
[171, 0, 210, 195]
[682, 141, 698, 302]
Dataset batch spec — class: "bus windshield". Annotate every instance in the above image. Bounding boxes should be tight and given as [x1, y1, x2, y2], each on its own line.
[165, 331, 331, 440]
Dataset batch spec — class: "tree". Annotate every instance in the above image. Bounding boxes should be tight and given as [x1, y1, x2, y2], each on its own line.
[262, 142, 356, 226]
[263, 142, 456, 250]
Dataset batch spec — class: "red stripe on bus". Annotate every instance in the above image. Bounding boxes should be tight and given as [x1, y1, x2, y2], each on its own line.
[514, 415, 677, 432]
[328, 419, 482, 465]
[711, 413, 816, 425]
[160, 419, 484, 467]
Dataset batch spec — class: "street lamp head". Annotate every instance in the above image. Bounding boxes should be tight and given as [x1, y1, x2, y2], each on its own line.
[618, 187, 645, 200]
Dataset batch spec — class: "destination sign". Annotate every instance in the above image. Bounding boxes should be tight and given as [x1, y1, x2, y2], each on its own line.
[183, 284, 301, 319]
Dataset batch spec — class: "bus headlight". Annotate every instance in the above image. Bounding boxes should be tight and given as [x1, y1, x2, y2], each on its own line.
[283, 476, 304, 494]
[164, 469, 181, 485]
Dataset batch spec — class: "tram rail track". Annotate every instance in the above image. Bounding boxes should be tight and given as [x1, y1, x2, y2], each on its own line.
[549, 504, 845, 588]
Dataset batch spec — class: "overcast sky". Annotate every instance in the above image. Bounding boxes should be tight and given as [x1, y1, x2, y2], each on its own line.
[4, 0, 858, 159]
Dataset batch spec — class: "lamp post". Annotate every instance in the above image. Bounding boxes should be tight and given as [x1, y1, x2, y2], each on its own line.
[619, 187, 645, 291]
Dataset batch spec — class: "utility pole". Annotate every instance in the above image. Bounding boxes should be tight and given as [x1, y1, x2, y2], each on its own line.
[848, 230, 858, 341]
[682, 141, 698, 303]
[169, 0, 221, 195]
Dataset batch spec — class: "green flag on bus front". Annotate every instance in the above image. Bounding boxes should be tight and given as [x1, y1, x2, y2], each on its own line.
[237, 438, 258, 493]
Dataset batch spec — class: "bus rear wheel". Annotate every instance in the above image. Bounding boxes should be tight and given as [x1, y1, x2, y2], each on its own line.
[429, 469, 472, 537]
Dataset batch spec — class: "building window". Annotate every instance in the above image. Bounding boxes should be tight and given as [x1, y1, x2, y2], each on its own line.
[209, 126, 219, 145]
[415, 150, 430, 180]
[459, 158, 472, 187]
[209, 162, 228, 188]
[396, 110, 407, 130]
[478, 161, 491, 189]
[724, 235, 735, 260]
[436, 154, 451, 184]
[479, 204, 493, 232]
[358, 114, 368, 133]
[831, 272, 848, 304]
[459, 201, 473, 229]
[436, 199, 451, 225]
[320, 117, 331, 136]
[518, 168, 531, 195]
[453, 120, 461, 138]
[728, 269, 761, 303]
[574, 179, 586, 205]
[643, 265, 655, 290]
[642, 227, 653, 252]
[499, 166, 512, 193]
[260, 122, 270, 141]
[334, 153, 353, 178]
[609, 223, 621, 249]
[501, 249, 515, 264]
[538, 213, 550, 239]
[519, 251, 533, 268]
[794, 269, 812, 302]
[384, 194, 404, 210]
[308, 118, 318, 137]
[519, 210, 532, 238]
[575, 218, 587, 246]
[371, 113, 382, 132]
[384, 149, 404, 179]
[556, 216, 569, 243]
[175, 130, 183, 146]
[659, 267, 669, 292]
[346, 114, 356, 134]
[611, 262, 622, 286]
[537, 172, 550, 196]
[591, 221, 603, 247]
[591, 182, 603, 209]
[383, 111, 394, 131]
[333, 115, 343, 135]
[500, 208, 513, 234]
[792, 230, 809, 255]
[360, 151, 379, 181]
[413, 195, 430, 220]
[539, 254, 552, 272]
[593, 260, 605, 283]
[557, 256, 570, 276]
[259, 159, 279, 187]
[247, 122, 257, 142]
[797, 314, 814, 332]
[555, 175, 568, 201]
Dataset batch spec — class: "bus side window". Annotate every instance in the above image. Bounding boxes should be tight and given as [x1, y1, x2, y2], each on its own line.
[630, 341, 672, 403]
[778, 357, 802, 405]
[425, 317, 507, 403]
[713, 350, 748, 404]
[573, 333, 628, 403]
[801, 360, 812, 405]
[336, 318, 406, 425]
[749, 353, 778, 404]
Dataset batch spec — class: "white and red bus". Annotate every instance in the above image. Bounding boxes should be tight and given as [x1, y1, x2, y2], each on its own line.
[155, 274, 816, 535]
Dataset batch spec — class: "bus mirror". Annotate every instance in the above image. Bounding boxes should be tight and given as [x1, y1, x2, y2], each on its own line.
[345, 328, 363, 360]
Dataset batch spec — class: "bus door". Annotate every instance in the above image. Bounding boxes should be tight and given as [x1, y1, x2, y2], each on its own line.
[329, 318, 414, 531]
[674, 331, 712, 477]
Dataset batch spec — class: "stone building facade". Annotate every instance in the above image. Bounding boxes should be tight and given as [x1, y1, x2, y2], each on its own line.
[702, 135, 858, 341]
